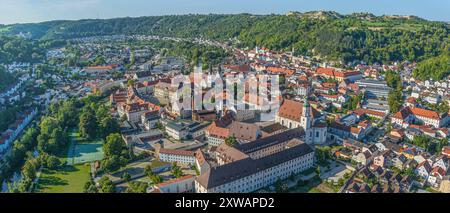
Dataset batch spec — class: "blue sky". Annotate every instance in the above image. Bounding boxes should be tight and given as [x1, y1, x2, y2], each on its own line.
[0, 0, 449, 24]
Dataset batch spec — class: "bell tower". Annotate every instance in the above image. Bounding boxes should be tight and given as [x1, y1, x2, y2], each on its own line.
[301, 98, 313, 144]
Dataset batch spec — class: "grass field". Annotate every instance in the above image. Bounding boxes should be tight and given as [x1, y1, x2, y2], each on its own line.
[35, 129, 103, 193]
[35, 164, 91, 193]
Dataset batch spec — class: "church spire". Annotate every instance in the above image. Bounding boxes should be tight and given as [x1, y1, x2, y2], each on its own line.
[302, 97, 310, 117]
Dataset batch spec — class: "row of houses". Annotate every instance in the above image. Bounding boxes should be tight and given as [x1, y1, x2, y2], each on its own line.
[0, 108, 37, 154]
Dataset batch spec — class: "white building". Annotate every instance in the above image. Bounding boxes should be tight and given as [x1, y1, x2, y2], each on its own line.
[165, 121, 189, 140]
[195, 141, 314, 193]
[195, 129, 314, 193]
[391, 107, 449, 128]
[154, 175, 196, 193]
[158, 148, 196, 165]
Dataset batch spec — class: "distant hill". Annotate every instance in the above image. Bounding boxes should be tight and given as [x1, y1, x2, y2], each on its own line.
[1, 11, 448, 65]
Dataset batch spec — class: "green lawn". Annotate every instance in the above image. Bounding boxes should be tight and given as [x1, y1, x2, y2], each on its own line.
[424, 186, 441, 193]
[308, 187, 326, 193]
[35, 164, 91, 193]
[151, 160, 170, 168]
[34, 129, 96, 193]
[290, 176, 322, 193]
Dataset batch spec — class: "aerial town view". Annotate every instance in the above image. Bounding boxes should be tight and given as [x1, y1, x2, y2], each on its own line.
[0, 0, 449, 202]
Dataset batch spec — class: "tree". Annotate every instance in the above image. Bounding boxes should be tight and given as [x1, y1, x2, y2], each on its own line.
[102, 133, 128, 173]
[155, 122, 165, 131]
[144, 165, 154, 177]
[127, 79, 136, 87]
[150, 175, 163, 184]
[104, 133, 126, 157]
[21, 159, 39, 181]
[126, 181, 148, 193]
[338, 178, 345, 187]
[435, 138, 448, 155]
[171, 162, 184, 178]
[100, 116, 120, 138]
[57, 100, 78, 127]
[122, 172, 131, 182]
[102, 155, 121, 173]
[388, 90, 402, 113]
[315, 166, 321, 177]
[41, 154, 61, 169]
[92, 56, 106, 66]
[413, 52, 450, 81]
[98, 176, 115, 193]
[50, 127, 67, 151]
[37, 127, 67, 155]
[84, 180, 98, 193]
[225, 136, 238, 147]
[275, 179, 288, 193]
[79, 107, 98, 139]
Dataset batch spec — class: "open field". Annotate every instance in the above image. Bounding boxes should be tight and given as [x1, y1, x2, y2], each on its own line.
[35, 164, 91, 193]
[35, 129, 99, 193]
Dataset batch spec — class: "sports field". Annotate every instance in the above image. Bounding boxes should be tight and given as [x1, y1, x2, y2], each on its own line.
[67, 131, 104, 165]
[35, 130, 103, 193]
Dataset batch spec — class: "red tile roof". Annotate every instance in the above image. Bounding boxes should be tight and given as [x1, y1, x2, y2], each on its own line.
[85, 65, 116, 70]
[431, 166, 445, 177]
[410, 107, 440, 120]
[316, 67, 335, 76]
[392, 107, 412, 120]
[156, 175, 195, 188]
[224, 64, 251, 73]
[278, 99, 320, 122]
[206, 122, 230, 139]
[266, 66, 295, 75]
[353, 108, 386, 118]
[316, 68, 361, 78]
[159, 148, 195, 157]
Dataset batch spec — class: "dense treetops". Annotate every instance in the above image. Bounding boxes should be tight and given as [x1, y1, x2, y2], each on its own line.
[0, 65, 15, 91]
[413, 51, 450, 81]
[1, 12, 448, 66]
[0, 35, 45, 63]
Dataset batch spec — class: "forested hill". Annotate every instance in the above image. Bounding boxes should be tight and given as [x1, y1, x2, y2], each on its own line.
[1, 12, 449, 65]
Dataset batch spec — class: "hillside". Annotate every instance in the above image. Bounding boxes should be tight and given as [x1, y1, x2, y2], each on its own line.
[1, 11, 449, 65]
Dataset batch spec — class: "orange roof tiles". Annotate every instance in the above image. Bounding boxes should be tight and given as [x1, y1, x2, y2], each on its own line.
[353, 108, 386, 118]
[85, 65, 116, 70]
[316, 67, 335, 76]
[266, 67, 295, 75]
[159, 148, 195, 157]
[278, 99, 320, 122]
[156, 175, 195, 188]
[206, 122, 230, 139]
[410, 107, 440, 120]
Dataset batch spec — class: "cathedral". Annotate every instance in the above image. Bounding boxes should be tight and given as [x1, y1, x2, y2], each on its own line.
[275, 98, 327, 145]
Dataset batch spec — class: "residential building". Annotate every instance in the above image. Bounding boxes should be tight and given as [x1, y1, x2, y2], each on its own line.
[158, 148, 196, 165]
[154, 175, 196, 193]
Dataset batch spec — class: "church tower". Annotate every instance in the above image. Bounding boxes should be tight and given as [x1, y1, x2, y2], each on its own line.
[301, 98, 313, 144]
